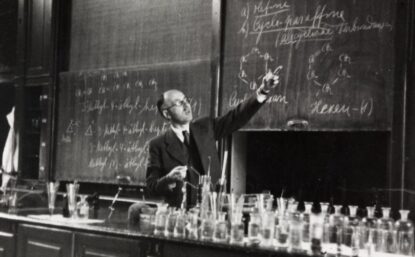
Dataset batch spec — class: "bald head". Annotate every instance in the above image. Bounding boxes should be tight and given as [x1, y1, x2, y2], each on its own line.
[156, 89, 193, 125]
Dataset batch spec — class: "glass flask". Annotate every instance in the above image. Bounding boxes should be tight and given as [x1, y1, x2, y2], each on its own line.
[213, 211, 228, 243]
[154, 204, 168, 236]
[289, 209, 303, 253]
[173, 209, 187, 238]
[230, 212, 245, 245]
[260, 210, 275, 248]
[165, 207, 178, 237]
[200, 211, 215, 241]
[361, 206, 377, 251]
[310, 212, 324, 256]
[376, 207, 396, 253]
[328, 205, 345, 256]
[275, 209, 290, 250]
[301, 202, 313, 245]
[320, 202, 331, 252]
[342, 205, 361, 257]
[186, 208, 199, 240]
[248, 211, 262, 246]
[395, 209, 414, 256]
[365, 227, 376, 257]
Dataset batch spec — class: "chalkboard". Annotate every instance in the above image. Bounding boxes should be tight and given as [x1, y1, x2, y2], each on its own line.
[0, 0, 17, 77]
[221, 0, 396, 130]
[55, 62, 211, 185]
[68, 0, 212, 70]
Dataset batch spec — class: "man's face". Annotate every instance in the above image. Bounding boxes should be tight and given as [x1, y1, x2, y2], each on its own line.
[162, 90, 193, 125]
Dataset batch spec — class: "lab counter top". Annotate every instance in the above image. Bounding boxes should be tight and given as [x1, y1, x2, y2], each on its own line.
[0, 207, 306, 257]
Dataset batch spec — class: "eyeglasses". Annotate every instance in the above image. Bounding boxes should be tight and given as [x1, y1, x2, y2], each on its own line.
[162, 97, 189, 110]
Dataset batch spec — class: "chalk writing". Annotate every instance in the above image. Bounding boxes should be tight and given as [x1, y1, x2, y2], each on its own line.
[239, 47, 283, 90]
[56, 64, 210, 184]
[307, 43, 352, 97]
[229, 90, 288, 108]
[238, 2, 393, 48]
[310, 98, 374, 117]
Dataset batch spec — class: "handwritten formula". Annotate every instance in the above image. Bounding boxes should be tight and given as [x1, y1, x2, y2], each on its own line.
[222, 0, 395, 130]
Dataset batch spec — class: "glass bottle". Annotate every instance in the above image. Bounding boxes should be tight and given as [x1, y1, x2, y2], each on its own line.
[248, 211, 262, 246]
[275, 209, 290, 250]
[213, 211, 228, 243]
[230, 212, 244, 245]
[154, 204, 168, 236]
[200, 211, 215, 241]
[186, 208, 199, 240]
[289, 209, 303, 253]
[320, 202, 331, 253]
[310, 211, 324, 256]
[376, 207, 396, 253]
[343, 205, 361, 256]
[173, 209, 187, 238]
[261, 210, 275, 248]
[301, 202, 313, 245]
[361, 206, 377, 251]
[77, 195, 90, 219]
[395, 209, 414, 256]
[165, 207, 177, 237]
[328, 205, 345, 256]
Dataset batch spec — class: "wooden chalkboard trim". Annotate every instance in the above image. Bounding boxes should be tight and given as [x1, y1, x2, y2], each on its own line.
[62, 59, 212, 74]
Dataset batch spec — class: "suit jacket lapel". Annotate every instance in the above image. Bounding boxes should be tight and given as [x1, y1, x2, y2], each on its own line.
[165, 129, 187, 165]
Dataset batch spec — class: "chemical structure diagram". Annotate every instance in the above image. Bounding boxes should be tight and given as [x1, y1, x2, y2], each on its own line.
[307, 43, 352, 97]
[238, 47, 282, 90]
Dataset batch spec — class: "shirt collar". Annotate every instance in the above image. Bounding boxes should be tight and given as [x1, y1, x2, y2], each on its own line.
[170, 124, 190, 143]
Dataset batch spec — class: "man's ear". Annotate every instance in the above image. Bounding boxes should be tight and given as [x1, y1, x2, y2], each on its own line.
[162, 110, 171, 120]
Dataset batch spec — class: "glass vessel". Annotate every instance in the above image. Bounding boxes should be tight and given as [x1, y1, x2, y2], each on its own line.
[376, 207, 396, 253]
[328, 205, 345, 256]
[342, 205, 361, 257]
[200, 211, 215, 241]
[275, 209, 290, 250]
[46, 181, 60, 215]
[186, 208, 199, 240]
[310, 212, 324, 255]
[361, 206, 377, 251]
[230, 212, 244, 245]
[321, 202, 331, 252]
[289, 209, 303, 253]
[213, 211, 228, 243]
[165, 208, 178, 237]
[248, 211, 262, 246]
[301, 202, 313, 245]
[173, 209, 186, 238]
[261, 210, 275, 248]
[395, 210, 414, 256]
[154, 204, 168, 236]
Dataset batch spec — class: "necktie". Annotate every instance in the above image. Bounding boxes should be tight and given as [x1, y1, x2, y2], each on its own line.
[182, 130, 190, 147]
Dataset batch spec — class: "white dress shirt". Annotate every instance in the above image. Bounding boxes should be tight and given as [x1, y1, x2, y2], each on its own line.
[170, 124, 190, 143]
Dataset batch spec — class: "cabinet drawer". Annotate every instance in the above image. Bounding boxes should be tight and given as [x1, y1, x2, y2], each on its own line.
[74, 232, 140, 257]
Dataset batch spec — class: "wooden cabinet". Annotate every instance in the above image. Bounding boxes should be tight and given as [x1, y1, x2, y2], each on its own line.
[24, 0, 54, 78]
[0, 231, 15, 257]
[74, 233, 141, 257]
[16, 224, 72, 257]
[163, 242, 271, 257]
[0, 218, 16, 257]
[16, 0, 57, 180]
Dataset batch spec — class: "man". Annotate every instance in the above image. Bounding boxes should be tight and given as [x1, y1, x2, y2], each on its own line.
[146, 73, 279, 208]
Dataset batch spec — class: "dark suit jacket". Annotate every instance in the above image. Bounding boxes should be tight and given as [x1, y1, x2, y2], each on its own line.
[146, 95, 264, 207]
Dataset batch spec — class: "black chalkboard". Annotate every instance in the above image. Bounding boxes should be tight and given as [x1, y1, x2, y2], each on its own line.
[55, 62, 211, 185]
[221, 0, 396, 130]
[0, 0, 17, 77]
[68, 0, 212, 70]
